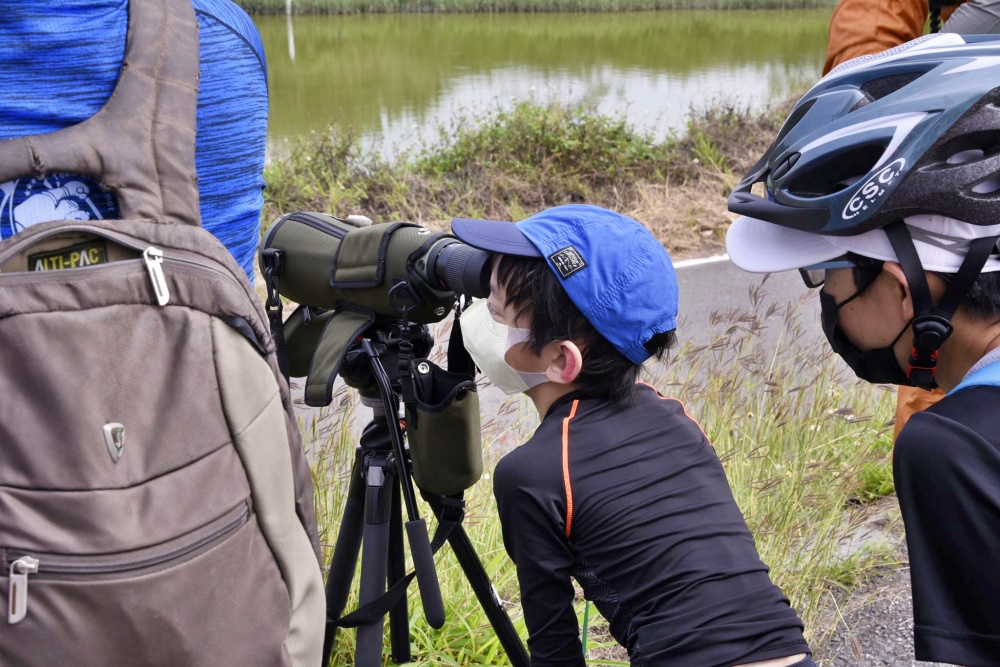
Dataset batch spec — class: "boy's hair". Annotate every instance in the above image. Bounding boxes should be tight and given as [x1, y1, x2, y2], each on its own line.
[849, 253, 1000, 322]
[495, 254, 676, 401]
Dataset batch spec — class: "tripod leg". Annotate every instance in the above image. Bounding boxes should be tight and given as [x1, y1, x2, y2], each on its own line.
[323, 449, 367, 666]
[387, 477, 411, 663]
[426, 496, 530, 667]
[448, 524, 530, 667]
[354, 458, 395, 667]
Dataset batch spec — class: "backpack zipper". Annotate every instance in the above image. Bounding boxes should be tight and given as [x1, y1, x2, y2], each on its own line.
[143, 247, 170, 305]
[0, 224, 148, 265]
[7, 556, 38, 625]
[0, 224, 256, 314]
[6, 502, 249, 625]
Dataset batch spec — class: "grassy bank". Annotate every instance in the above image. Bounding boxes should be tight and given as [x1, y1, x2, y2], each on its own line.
[265, 99, 791, 258]
[240, 0, 834, 14]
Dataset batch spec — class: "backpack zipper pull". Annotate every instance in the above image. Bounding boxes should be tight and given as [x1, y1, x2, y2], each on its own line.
[143, 247, 170, 305]
[8, 556, 39, 624]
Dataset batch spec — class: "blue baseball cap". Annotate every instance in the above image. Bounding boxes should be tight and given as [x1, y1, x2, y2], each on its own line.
[451, 204, 678, 363]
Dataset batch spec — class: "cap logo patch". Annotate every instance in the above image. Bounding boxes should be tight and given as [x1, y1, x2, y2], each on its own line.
[549, 246, 588, 279]
[843, 158, 905, 220]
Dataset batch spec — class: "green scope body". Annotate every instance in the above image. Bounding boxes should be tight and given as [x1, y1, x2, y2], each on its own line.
[260, 211, 491, 323]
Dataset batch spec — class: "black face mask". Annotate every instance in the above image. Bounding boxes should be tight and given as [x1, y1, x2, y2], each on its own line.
[819, 289, 915, 386]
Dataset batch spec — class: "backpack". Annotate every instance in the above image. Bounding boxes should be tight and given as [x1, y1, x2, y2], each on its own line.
[0, 2, 325, 665]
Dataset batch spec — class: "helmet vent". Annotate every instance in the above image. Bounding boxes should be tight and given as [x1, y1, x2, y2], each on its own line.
[924, 129, 1000, 171]
[785, 143, 888, 198]
[849, 97, 873, 114]
[773, 98, 817, 148]
[859, 72, 926, 102]
[948, 149, 985, 165]
[972, 175, 1000, 195]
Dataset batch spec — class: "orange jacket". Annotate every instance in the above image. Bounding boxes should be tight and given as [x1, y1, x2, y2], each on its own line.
[824, 0, 963, 73]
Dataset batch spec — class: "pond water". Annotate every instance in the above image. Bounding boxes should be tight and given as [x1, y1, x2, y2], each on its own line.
[256, 9, 831, 157]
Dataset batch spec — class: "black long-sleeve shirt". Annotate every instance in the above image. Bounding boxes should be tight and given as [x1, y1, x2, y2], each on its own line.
[493, 384, 808, 666]
[894, 384, 1000, 666]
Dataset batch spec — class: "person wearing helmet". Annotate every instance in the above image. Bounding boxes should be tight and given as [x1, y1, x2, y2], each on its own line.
[824, 0, 1000, 442]
[726, 34, 1000, 667]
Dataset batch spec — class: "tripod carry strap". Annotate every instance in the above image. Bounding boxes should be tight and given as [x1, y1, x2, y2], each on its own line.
[329, 495, 466, 629]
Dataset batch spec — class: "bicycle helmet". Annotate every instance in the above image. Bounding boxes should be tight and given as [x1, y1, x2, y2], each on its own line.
[726, 33, 1000, 388]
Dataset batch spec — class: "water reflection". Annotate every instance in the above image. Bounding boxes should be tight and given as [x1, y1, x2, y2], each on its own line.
[257, 10, 830, 158]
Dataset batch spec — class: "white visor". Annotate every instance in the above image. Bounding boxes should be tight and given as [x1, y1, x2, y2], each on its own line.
[726, 213, 1000, 274]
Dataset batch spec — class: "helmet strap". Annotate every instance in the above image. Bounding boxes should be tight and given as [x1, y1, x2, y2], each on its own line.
[884, 221, 998, 388]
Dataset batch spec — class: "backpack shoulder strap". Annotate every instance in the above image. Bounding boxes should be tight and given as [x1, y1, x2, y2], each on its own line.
[0, 0, 200, 225]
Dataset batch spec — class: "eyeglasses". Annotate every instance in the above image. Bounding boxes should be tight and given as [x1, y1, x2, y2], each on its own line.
[798, 258, 857, 288]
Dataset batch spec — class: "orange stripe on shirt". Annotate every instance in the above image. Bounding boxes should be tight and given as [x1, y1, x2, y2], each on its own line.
[562, 400, 579, 538]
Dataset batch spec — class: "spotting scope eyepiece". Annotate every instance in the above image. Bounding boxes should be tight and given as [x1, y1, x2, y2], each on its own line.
[415, 238, 491, 300]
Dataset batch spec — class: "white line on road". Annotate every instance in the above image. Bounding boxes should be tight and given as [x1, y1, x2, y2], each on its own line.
[673, 253, 730, 270]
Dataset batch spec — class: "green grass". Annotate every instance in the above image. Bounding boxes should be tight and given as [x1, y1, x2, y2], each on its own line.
[264, 101, 674, 223]
[305, 283, 898, 665]
[240, 0, 835, 14]
[263, 99, 788, 241]
[850, 431, 895, 504]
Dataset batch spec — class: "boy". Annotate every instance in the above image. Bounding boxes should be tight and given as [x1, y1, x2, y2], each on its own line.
[451, 204, 812, 667]
[726, 35, 1000, 666]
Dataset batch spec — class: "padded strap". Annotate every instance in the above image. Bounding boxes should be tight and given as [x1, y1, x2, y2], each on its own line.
[448, 308, 477, 377]
[0, 0, 200, 224]
[304, 309, 376, 407]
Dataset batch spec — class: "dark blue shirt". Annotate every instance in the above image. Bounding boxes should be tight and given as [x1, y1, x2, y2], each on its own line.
[0, 0, 268, 281]
[494, 384, 809, 666]
[895, 384, 1000, 666]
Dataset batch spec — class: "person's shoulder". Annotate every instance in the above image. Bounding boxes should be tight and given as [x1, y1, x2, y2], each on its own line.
[897, 386, 1000, 459]
[494, 429, 564, 490]
[631, 383, 704, 425]
[575, 384, 710, 449]
[925, 384, 1000, 430]
[192, 0, 265, 56]
[573, 383, 680, 412]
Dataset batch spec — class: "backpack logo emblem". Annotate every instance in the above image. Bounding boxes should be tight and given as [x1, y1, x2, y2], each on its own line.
[549, 246, 588, 279]
[103, 423, 125, 463]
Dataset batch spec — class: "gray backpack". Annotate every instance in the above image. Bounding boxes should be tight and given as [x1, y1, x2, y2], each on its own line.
[0, 2, 325, 665]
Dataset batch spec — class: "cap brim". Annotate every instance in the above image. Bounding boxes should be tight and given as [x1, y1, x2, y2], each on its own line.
[726, 215, 846, 272]
[451, 218, 543, 257]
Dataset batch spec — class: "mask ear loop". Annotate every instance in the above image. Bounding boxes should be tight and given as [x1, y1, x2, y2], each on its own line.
[884, 222, 998, 388]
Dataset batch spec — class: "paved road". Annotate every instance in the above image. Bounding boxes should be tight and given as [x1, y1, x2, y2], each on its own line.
[673, 254, 820, 346]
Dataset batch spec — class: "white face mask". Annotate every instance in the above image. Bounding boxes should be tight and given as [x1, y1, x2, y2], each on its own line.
[459, 299, 550, 396]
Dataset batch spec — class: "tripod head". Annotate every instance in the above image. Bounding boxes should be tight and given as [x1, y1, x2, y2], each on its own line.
[341, 318, 433, 405]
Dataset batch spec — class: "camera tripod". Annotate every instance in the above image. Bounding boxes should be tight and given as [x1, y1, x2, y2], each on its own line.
[321, 325, 530, 667]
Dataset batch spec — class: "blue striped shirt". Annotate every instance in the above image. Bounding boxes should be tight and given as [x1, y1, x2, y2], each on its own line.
[0, 0, 268, 281]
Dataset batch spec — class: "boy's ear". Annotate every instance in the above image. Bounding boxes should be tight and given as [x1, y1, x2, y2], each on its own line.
[542, 340, 583, 385]
[882, 262, 915, 321]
